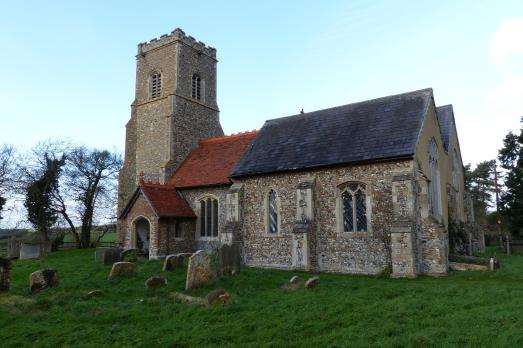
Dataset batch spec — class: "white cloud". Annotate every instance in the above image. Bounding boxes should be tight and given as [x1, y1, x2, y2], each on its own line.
[489, 17, 523, 66]
[487, 75, 523, 116]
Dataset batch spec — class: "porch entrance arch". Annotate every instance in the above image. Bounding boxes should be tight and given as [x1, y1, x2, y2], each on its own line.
[134, 218, 150, 257]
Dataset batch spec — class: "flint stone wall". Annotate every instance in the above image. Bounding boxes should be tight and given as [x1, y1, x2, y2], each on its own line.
[236, 161, 415, 274]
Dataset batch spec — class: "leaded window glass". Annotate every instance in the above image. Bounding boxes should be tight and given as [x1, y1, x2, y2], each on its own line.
[428, 138, 441, 219]
[191, 74, 201, 100]
[341, 183, 367, 232]
[268, 190, 278, 234]
[199, 197, 218, 237]
[150, 72, 162, 98]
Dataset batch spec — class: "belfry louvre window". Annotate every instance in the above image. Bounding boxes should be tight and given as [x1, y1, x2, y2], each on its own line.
[150, 72, 162, 98]
[267, 190, 278, 234]
[200, 197, 218, 237]
[191, 74, 201, 100]
[341, 183, 367, 232]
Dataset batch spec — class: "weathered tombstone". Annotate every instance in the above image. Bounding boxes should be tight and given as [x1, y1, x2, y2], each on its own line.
[220, 244, 233, 275]
[95, 248, 107, 262]
[7, 237, 20, 259]
[163, 254, 185, 271]
[121, 248, 139, 263]
[171, 292, 207, 306]
[84, 290, 104, 299]
[304, 276, 320, 289]
[20, 243, 42, 260]
[231, 243, 241, 275]
[108, 262, 135, 279]
[0, 257, 12, 292]
[145, 276, 167, 291]
[206, 288, 231, 306]
[289, 276, 300, 284]
[185, 250, 215, 290]
[103, 248, 122, 266]
[29, 269, 59, 292]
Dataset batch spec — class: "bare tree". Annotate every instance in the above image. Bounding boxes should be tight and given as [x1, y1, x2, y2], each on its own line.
[0, 144, 16, 220]
[64, 147, 122, 248]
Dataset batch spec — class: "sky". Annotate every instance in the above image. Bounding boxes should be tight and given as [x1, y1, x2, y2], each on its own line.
[0, 1, 522, 165]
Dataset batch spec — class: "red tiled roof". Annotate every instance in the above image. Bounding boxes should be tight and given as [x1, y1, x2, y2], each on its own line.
[140, 182, 195, 218]
[169, 131, 258, 188]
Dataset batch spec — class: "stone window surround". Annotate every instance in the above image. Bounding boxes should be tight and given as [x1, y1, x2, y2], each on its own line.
[191, 73, 205, 102]
[196, 194, 219, 241]
[264, 189, 281, 236]
[428, 137, 442, 222]
[149, 70, 163, 99]
[335, 179, 373, 235]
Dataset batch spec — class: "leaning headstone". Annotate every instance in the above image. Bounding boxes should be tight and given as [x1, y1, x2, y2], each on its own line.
[108, 262, 135, 279]
[103, 248, 122, 266]
[20, 243, 41, 260]
[163, 254, 185, 271]
[231, 243, 241, 275]
[29, 269, 59, 292]
[220, 244, 233, 275]
[95, 248, 107, 262]
[185, 250, 214, 290]
[145, 276, 167, 291]
[121, 249, 139, 263]
[304, 276, 320, 289]
[0, 257, 12, 292]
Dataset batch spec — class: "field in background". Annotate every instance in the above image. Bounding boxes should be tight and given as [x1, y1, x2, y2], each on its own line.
[1, 248, 523, 347]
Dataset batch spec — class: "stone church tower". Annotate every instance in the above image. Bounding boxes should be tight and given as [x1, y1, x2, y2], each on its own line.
[117, 28, 224, 240]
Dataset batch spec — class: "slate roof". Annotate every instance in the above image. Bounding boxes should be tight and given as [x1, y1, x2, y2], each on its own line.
[436, 104, 454, 151]
[119, 182, 196, 219]
[232, 88, 433, 177]
[169, 131, 258, 188]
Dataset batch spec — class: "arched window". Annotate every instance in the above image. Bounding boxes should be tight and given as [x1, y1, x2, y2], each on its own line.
[199, 197, 218, 237]
[453, 150, 462, 218]
[267, 190, 279, 234]
[191, 74, 201, 100]
[340, 183, 367, 232]
[150, 72, 162, 98]
[428, 138, 442, 220]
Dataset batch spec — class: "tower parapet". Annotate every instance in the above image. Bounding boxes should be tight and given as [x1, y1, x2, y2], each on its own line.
[137, 28, 216, 59]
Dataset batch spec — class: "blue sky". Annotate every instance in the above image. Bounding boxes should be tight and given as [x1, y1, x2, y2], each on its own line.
[1, 0, 522, 167]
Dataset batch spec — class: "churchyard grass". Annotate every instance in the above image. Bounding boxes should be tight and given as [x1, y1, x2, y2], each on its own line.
[1, 248, 523, 347]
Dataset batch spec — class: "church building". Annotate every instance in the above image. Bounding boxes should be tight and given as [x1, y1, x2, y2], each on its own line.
[117, 29, 480, 278]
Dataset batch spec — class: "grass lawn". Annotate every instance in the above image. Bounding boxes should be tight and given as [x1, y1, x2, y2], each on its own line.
[62, 231, 116, 243]
[1, 249, 523, 347]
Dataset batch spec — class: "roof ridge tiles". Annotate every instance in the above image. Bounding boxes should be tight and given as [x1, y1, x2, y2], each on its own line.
[199, 130, 258, 144]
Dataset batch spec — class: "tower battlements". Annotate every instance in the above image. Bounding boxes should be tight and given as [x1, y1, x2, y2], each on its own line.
[137, 28, 216, 59]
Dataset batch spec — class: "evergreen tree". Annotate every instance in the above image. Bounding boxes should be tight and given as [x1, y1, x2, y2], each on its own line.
[24, 156, 65, 251]
[464, 160, 496, 223]
[498, 121, 523, 236]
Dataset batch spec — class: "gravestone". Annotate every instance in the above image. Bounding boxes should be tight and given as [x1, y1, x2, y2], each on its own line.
[0, 257, 12, 292]
[163, 254, 184, 271]
[30, 269, 59, 292]
[103, 248, 122, 266]
[231, 243, 241, 275]
[108, 262, 135, 279]
[121, 248, 138, 263]
[95, 248, 107, 262]
[304, 276, 320, 289]
[20, 243, 41, 260]
[185, 250, 215, 290]
[220, 244, 233, 275]
[7, 237, 20, 259]
[145, 276, 167, 291]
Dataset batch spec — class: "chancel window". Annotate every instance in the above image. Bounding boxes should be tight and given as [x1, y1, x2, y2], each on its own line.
[150, 72, 162, 98]
[191, 74, 201, 100]
[267, 190, 279, 234]
[340, 183, 367, 232]
[200, 197, 218, 237]
[428, 138, 442, 220]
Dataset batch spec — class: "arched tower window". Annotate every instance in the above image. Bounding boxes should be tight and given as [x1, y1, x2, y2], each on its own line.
[267, 190, 279, 234]
[191, 74, 201, 100]
[340, 182, 367, 232]
[199, 197, 218, 237]
[428, 138, 442, 220]
[150, 72, 162, 98]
